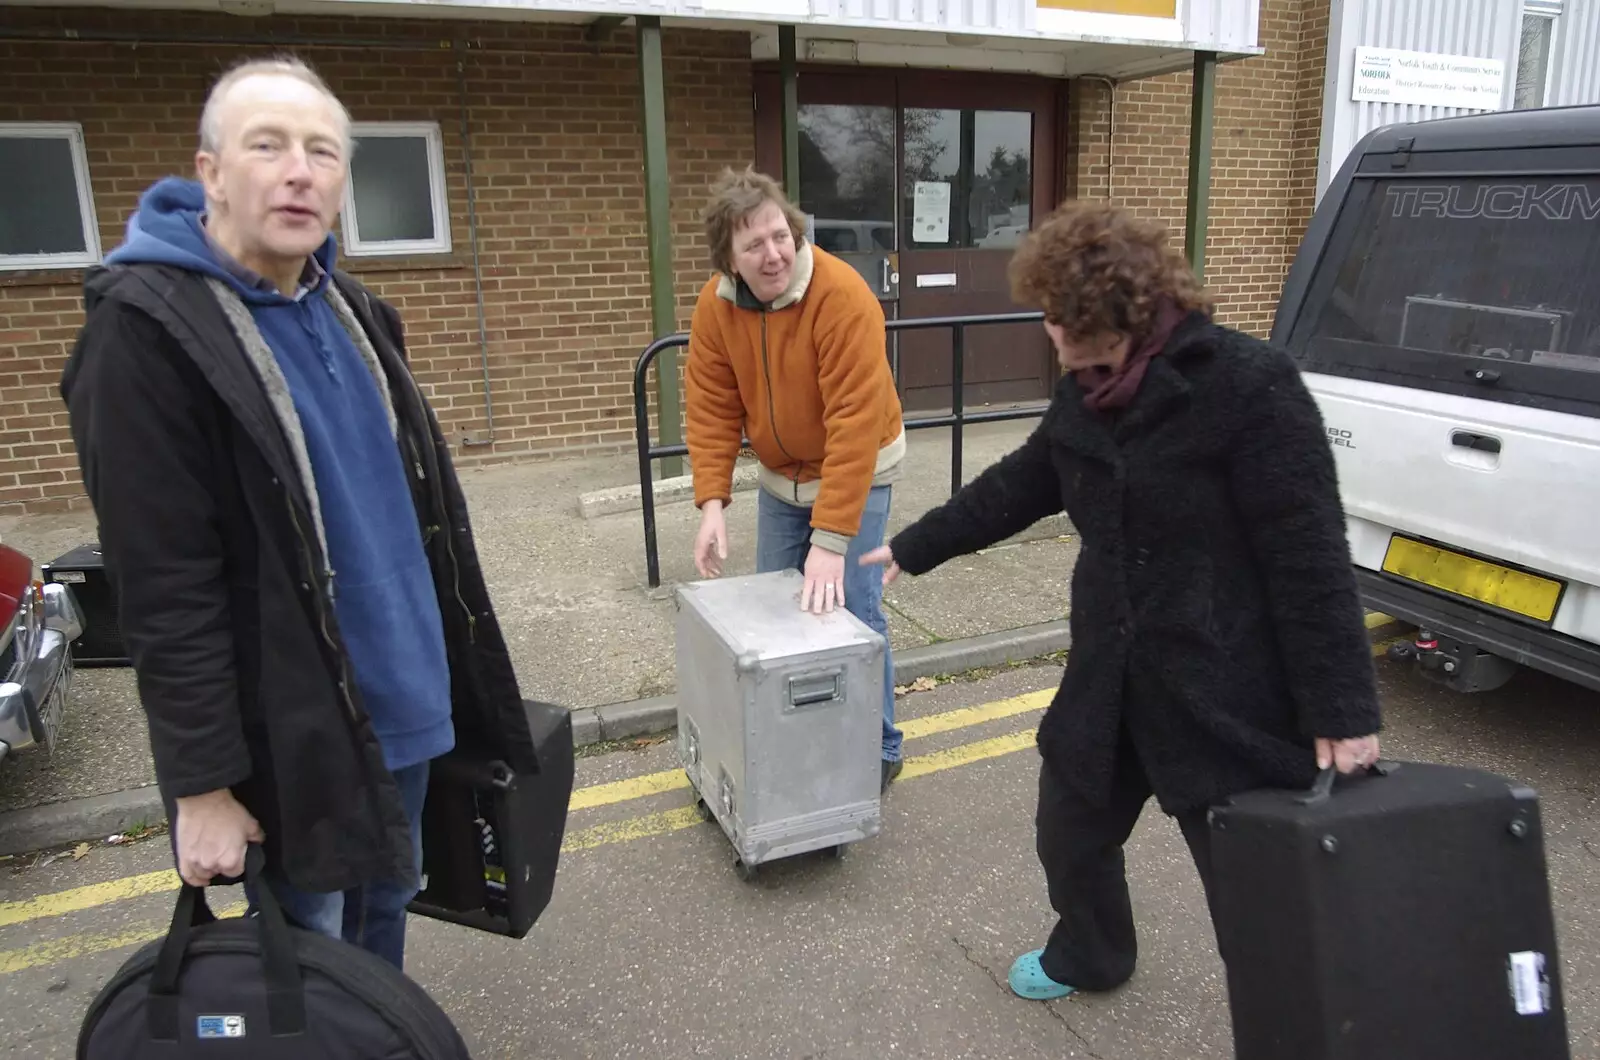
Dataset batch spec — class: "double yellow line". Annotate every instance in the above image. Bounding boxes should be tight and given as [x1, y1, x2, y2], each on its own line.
[0, 688, 1053, 975]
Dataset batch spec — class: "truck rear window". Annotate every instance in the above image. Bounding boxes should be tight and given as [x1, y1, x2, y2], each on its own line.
[1287, 175, 1600, 415]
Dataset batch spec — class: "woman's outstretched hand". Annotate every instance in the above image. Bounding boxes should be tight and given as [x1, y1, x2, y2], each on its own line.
[858, 545, 902, 589]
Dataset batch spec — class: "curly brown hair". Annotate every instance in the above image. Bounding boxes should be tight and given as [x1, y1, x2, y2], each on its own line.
[702, 166, 809, 277]
[1008, 200, 1212, 339]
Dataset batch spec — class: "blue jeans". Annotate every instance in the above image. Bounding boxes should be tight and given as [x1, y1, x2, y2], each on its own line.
[247, 761, 430, 970]
[756, 485, 903, 762]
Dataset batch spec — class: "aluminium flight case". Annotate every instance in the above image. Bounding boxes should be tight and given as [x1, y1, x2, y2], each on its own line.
[674, 568, 884, 880]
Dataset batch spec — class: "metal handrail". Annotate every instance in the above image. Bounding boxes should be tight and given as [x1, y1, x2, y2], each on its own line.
[632, 310, 1048, 588]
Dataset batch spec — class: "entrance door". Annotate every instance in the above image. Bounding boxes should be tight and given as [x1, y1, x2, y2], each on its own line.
[755, 68, 1062, 412]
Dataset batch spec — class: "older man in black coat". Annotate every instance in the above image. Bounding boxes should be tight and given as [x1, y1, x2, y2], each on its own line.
[60, 56, 535, 970]
[864, 200, 1382, 1000]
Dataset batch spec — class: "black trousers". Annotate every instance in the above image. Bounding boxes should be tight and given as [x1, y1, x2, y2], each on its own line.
[1035, 728, 1219, 991]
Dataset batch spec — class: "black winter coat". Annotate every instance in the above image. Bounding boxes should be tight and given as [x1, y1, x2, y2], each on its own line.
[60, 263, 535, 893]
[890, 315, 1383, 815]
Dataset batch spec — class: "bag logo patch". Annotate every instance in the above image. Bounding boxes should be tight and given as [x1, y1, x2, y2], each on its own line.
[196, 1015, 247, 1039]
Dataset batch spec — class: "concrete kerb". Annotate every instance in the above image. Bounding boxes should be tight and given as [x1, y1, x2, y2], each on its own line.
[578, 462, 760, 519]
[0, 785, 167, 859]
[0, 621, 1073, 856]
[0, 614, 1417, 856]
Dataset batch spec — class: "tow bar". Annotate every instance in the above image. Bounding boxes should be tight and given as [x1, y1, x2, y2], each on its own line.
[1387, 628, 1519, 693]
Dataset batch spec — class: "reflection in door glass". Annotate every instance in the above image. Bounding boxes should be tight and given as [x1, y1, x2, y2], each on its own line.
[902, 108, 1032, 249]
[904, 108, 961, 246]
[971, 111, 1032, 249]
[797, 104, 897, 254]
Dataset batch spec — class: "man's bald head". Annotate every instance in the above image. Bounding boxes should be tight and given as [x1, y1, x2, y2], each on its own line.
[199, 55, 351, 155]
[193, 54, 352, 294]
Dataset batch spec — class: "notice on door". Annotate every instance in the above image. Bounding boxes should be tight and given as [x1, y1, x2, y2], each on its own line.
[913, 181, 952, 244]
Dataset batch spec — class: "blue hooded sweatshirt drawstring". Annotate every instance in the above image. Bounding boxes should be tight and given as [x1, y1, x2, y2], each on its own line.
[105, 177, 455, 773]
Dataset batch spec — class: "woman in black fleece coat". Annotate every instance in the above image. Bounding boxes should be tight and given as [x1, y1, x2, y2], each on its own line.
[862, 201, 1383, 1000]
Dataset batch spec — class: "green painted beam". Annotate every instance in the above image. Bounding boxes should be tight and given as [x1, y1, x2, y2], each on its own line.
[1184, 50, 1218, 282]
[779, 25, 800, 197]
[586, 15, 625, 42]
[636, 16, 682, 478]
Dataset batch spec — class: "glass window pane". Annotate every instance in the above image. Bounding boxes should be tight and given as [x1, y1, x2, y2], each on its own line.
[1515, 14, 1554, 110]
[903, 108, 961, 247]
[349, 135, 436, 244]
[797, 104, 896, 255]
[971, 111, 1032, 249]
[898, 109, 1033, 249]
[1307, 177, 1600, 373]
[0, 136, 88, 257]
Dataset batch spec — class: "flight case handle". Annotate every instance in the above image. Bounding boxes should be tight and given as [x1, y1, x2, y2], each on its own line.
[785, 669, 843, 710]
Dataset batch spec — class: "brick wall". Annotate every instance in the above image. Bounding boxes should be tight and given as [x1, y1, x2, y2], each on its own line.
[1063, 0, 1328, 337]
[1, 3, 1334, 515]
[0, 8, 753, 514]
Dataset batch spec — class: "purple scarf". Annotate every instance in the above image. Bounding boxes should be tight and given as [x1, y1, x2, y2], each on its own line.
[1076, 300, 1189, 412]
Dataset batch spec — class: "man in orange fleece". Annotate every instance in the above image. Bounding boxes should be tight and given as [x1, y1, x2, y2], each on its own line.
[684, 166, 907, 791]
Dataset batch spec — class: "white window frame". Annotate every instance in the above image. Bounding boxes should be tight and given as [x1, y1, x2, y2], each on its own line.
[1513, 3, 1561, 110]
[340, 121, 452, 257]
[0, 122, 101, 272]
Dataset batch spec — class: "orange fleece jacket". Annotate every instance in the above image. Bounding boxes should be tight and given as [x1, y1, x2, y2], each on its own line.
[685, 244, 904, 545]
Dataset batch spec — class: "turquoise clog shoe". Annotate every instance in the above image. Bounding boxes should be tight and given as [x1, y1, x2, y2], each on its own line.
[1007, 949, 1077, 1000]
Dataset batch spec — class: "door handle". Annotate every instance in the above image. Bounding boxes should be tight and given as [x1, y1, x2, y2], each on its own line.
[880, 257, 891, 295]
[1451, 430, 1501, 454]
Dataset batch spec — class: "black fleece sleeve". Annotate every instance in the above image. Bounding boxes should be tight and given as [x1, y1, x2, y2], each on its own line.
[62, 300, 252, 799]
[889, 415, 1064, 576]
[1228, 348, 1383, 741]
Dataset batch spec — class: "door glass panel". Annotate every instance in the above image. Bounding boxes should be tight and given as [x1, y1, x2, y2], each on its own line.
[797, 103, 897, 254]
[902, 108, 1032, 249]
[971, 111, 1032, 249]
[903, 108, 962, 246]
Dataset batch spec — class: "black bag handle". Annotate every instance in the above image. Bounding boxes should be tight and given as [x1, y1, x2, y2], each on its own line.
[146, 844, 307, 1041]
[1296, 759, 1399, 806]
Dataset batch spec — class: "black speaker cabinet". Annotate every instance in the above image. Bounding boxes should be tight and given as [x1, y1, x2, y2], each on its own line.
[409, 700, 575, 938]
[41, 544, 129, 667]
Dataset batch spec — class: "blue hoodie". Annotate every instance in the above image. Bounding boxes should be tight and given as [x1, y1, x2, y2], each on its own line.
[106, 177, 454, 773]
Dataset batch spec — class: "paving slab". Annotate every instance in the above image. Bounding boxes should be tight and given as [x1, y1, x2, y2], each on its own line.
[886, 534, 1078, 640]
[0, 669, 152, 817]
[0, 420, 1070, 817]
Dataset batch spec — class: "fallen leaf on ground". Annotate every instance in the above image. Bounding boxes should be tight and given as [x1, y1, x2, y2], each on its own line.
[72, 843, 90, 861]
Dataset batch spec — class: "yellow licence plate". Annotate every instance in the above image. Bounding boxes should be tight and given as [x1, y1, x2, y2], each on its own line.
[1382, 536, 1564, 623]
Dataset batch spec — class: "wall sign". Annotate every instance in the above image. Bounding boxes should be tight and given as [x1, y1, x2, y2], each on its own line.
[1034, 0, 1174, 13]
[1351, 46, 1505, 110]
